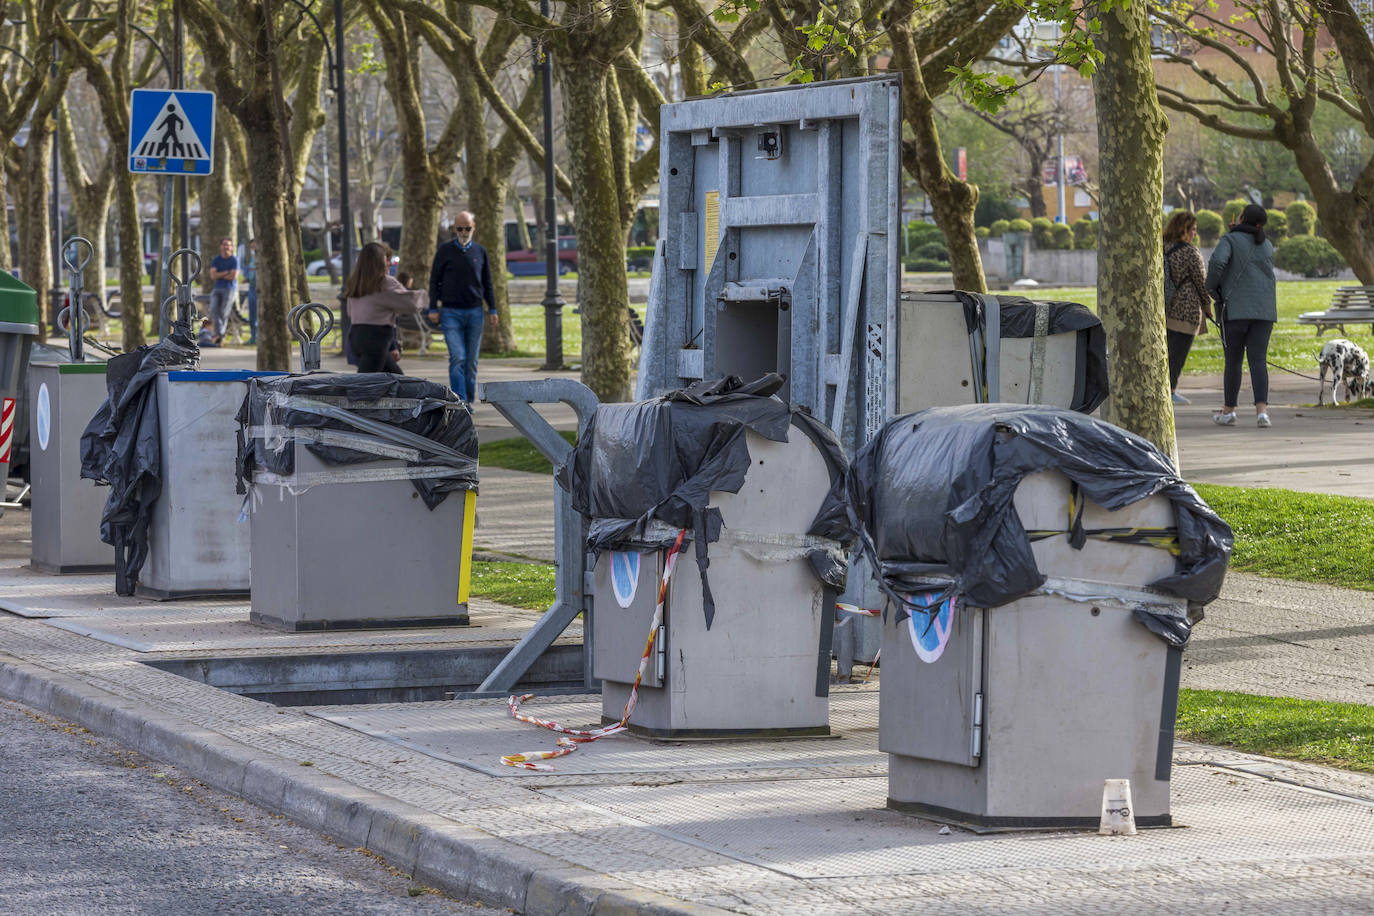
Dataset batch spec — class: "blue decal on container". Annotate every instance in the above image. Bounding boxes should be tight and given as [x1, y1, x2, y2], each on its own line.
[906, 592, 956, 664]
[611, 551, 642, 608]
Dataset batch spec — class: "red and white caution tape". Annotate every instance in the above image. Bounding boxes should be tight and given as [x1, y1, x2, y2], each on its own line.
[0, 397, 14, 464]
[500, 528, 688, 771]
[835, 602, 882, 616]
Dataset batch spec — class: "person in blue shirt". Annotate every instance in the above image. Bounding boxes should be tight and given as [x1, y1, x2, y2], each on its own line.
[207, 237, 238, 345]
[427, 212, 497, 402]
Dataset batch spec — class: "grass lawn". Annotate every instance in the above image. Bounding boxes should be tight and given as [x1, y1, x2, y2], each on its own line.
[1035, 280, 1372, 377]
[1177, 689, 1374, 774]
[478, 430, 577, 474]
[468, 561, 556, 611]
[1193, 483, 1374, 592]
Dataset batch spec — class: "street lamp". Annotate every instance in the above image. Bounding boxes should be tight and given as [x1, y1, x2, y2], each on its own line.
[536, 0, 565, 371]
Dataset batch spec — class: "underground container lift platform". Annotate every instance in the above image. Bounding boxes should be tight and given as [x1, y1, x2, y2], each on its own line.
[29, 236, 114, 574]
[238, 301, 481, 633]
[78, 247, 287, 600]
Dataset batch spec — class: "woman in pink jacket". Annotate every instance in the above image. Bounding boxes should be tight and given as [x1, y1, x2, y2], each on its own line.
[343, 242, 425, 373]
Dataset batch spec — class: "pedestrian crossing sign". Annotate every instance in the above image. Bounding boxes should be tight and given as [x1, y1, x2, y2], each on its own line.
[128, 88, 215, 175]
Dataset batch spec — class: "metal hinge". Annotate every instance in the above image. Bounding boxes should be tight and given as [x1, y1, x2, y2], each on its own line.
[655, 624, 667, 683]
[971, 692, 984, 759]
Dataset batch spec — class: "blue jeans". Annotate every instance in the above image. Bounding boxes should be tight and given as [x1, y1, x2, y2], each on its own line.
[440, 307, 485, 402]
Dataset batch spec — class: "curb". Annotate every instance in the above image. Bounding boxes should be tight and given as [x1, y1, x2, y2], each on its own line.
[0, 653, 728, 916]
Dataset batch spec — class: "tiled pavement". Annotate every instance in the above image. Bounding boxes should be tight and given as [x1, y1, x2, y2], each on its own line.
[2, 578, 1374, 914]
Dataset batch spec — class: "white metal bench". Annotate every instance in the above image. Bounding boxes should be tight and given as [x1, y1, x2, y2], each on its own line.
[1297, 285, 1374, 336]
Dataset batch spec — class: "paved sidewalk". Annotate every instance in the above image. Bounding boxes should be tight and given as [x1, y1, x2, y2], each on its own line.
[1, 603, 1372, 915]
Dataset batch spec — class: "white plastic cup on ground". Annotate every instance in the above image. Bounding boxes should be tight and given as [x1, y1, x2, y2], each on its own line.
[1099, 778, 1137, 836]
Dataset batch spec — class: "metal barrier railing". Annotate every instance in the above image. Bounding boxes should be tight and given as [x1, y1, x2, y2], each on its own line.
[162, 248, 202, 337]
[57, 236, 94, 362]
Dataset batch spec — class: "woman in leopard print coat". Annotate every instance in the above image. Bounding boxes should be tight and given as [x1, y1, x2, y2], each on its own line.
[1163, 210, 1212, 405]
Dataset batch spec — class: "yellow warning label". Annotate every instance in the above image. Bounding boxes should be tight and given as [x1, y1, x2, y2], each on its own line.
[703, 191, 720, 274]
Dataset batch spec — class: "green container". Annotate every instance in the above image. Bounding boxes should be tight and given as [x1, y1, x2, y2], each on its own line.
[0, 271, 40, 511]
[0, 269, 40, 332]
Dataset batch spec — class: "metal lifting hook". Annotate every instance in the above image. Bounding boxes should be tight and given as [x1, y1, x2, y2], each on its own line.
[288, 302, 335, 372]
[163, 247, 202, 334]
[58, 236, 94, 361]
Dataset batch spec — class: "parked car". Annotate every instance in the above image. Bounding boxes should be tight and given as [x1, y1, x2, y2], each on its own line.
[506, 236, 577, 276]
[308, 254, 399, 277]
[307, 255, 342, 276]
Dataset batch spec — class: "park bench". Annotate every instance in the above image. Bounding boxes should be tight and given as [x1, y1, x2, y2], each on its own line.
[1297, 285, 1374, 337]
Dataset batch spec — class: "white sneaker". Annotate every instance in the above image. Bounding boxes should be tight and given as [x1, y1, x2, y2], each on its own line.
[1256, 412, 1272, 428]
[1213, 411, 1237, 426]
[1171, 391, 1190, 405]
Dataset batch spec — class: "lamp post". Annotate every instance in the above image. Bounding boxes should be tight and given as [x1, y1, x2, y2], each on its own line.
[537, 0, 565, 371]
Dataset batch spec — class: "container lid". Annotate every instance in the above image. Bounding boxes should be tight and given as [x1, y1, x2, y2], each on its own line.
[0, 270, 40, 327]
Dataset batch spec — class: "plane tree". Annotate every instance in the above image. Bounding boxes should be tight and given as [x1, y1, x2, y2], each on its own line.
[182, 0, 328, 369]
[1151, 0, 1374, 284]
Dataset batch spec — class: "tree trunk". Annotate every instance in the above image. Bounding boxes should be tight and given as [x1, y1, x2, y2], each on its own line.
[241, 114, 293, 371]
[560, 63, 632, 401]
[1092, 0, 1176, 462]
[1287, 133, 1374, 283]
[199, 109, 238, 295]
[110, 165, 146, 350]
[1024, 156, 1046, 219]
[889, 23, 986, 293]
[396, 158, 445, 302]
[471, 171, 517, 353]
[0, 171, 12, 269]
[509, 185, 530, 250]
[20, 123, 55, 336]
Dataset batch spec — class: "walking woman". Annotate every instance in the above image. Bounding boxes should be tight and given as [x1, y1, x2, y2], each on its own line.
[344, 241, 425, 374]
[1162, 210, 1212, 405]
[1206, 204, 1277, 428]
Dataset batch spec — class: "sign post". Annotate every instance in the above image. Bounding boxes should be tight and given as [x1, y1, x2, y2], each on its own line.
[129, 88, 214, 340]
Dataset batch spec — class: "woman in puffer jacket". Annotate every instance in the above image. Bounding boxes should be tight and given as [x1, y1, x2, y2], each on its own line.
[1162, 210, 1211, 406]
[1206, 204, 1278, 428]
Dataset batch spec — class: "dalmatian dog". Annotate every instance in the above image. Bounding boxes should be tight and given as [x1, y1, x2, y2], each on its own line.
[1317, 338, 1374, 405]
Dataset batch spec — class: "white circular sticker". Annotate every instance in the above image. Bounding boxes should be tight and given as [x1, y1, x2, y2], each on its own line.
[35, 383, 51, 452]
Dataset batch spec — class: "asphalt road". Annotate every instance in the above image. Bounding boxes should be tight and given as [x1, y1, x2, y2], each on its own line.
[0, 699, 505, 916]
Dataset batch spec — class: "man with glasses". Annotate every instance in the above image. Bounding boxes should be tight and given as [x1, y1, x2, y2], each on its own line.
[427, 211, 497, 402]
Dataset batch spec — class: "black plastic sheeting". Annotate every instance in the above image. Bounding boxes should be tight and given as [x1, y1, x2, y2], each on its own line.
[848, 403, 1232, 646]
[556, 375, 852, 628]
[235, 373, 478, 509]
[79, 328, 199, 595]
[953, 292, 1109, 414]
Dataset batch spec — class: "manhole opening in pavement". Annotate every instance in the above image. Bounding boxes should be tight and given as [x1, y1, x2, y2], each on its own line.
[141, 643, 592, 707]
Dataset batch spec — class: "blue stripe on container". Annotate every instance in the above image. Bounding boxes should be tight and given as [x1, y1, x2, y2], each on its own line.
[165, 370, 289, 382]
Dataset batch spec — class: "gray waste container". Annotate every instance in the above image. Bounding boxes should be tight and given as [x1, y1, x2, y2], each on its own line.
[141, 369, 287, 599]
[0, 271, 40, 511]
[895, 291, 1108, 415]
[29, 361, 112, 572]
[559, 375, 851, 738]
[852, 404, 1232, 830]
[237, 373, 479, 631]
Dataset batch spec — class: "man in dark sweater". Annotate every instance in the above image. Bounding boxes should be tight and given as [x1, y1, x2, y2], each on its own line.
[427, 212, 497, 401]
